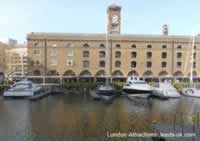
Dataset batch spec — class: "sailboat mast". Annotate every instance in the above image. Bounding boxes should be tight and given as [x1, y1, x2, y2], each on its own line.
[105, 14, 110, 86]
[190, 36, 195, 83]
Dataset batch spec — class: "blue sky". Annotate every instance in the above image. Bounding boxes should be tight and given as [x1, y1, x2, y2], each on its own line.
[1, 0, 200, 43]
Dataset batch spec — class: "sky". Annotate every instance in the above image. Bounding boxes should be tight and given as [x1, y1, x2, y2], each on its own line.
[1, 0, 200, 43]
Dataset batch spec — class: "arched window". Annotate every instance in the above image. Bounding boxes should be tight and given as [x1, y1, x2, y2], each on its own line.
[177, 62, 182, 68]
[146, 62, 152, 68]
[162, 45, 167, 49]
[99, 51, 105, 58]
[131, 61, 136, 68]
[95, 70, 106, 77]
[173, 71, 183, 77]
[116, 44, 121, 48]
[83, 51, 89, 57]
[131, 52, 137, 58]
[115, 61, 121, 68]
[83, 43, 89, 48]
[159, 71, 168, 76]
[99, 61, 105, 67]
[162, 52, 167, 59]
[99, 44, 105, 48]
[79, 70, 92, 77]
[146, 52, 152, 59]
[63, 70, 76, 76]
[177, 52, 182, 59]
[47, 70, 59, 76]
[177, 45, 182, 49]
[115, 51, 121, 58]
[161, 62, 167, 68]
[147, 45, 152, 48]
[112, 70, 123, 77]
[128, 71, 138, 76]
[143, 71, 153, 77]
[131, 44, 136, 48]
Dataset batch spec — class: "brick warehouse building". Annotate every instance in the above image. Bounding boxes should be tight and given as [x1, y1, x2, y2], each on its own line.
[27, 4, 200, 83]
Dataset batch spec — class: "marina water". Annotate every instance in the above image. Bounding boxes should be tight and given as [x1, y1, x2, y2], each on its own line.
[0, 93, 200, 141]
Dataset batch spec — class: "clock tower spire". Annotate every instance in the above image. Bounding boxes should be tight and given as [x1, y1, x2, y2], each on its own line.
[107, 3, 121, 34]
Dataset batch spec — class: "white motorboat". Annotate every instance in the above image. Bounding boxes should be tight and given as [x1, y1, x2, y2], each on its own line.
[181, 87, 200, 98]
[181, 36, 200, 98]
[151, 81, 180, 99]
[3, 80, 41, 97]
[122, 76, 152, 96]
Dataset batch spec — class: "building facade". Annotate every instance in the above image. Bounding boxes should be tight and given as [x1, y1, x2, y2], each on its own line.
[5, 44, 28, 77]
[27, 4, 200, 81]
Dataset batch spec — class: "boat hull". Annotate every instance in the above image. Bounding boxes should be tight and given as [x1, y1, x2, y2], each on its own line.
[122, 88, 152, 94]
[181, 88, 200, 98]
[3, 91, 34, 97]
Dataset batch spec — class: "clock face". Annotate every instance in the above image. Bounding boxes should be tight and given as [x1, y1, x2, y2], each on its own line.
[112, 15, 119, 24]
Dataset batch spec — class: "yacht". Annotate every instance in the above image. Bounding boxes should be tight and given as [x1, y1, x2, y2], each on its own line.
[3, 80, 41, 97]
[181, 87, 200, 98]
[151, 81, 181, 99]
[122, 76, 152, 97]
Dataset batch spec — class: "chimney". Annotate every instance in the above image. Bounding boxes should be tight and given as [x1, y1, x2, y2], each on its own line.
[162, 24, 169, 35]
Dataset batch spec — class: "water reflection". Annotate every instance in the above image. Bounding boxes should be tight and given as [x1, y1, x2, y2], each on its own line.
[1, 94, 200, 141]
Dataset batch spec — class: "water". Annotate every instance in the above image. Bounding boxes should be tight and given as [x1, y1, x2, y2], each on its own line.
[0, 94, 200, 141]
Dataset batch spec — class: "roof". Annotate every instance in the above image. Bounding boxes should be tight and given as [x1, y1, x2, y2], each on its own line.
[27, 32, 200, 43]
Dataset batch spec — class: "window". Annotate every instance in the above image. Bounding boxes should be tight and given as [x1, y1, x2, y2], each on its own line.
[177, 62, 182, 68]
[83, 61, 89, 68]
[193, 53, 196, 59]
[177, 45, 182, 49]
[177, 52, 182, 59]
[66, 60, 73, 66]
[147, 52, 152, 59]
[162, 62, 167, 68]
[67, 50, 74, 57]
[116, 44, 121, 48]
[115, 51, 121, 58]
[99, 61, 105, 67]
[50, 50, 57, 56]
[193, 62, 196, 68]
[50, 59, 57, 65]
[131, 44, 136, 48]
[147, 62, 152, 68]
[35, 60, 40, 65]
[115, 61, 121, 68]
[83, 51, 89, 57]
[33, 50, 40, 56]
[131, 52, 137, 58]
[34, 42, 39, 47]
[99, 51, 105, 58]
[147, 45, 152, 48]
[131, 61, 136, 68]
[100, 44, 105, 48]
[83, 43, 89, 48]
[162, 45, 167, 49]
[162, 52, 167, 59]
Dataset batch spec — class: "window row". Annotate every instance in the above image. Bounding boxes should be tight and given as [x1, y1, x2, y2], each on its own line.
[33, 50, 198, 60]
[33, 41, 196, 49]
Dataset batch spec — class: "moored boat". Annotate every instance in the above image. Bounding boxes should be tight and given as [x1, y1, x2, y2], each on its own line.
[3, 80, 41, 97]
[122, 76, 152, 95]
[151, 81, 180, 99]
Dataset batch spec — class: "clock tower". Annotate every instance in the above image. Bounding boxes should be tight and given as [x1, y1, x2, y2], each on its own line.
[107, 3, 121, 34]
